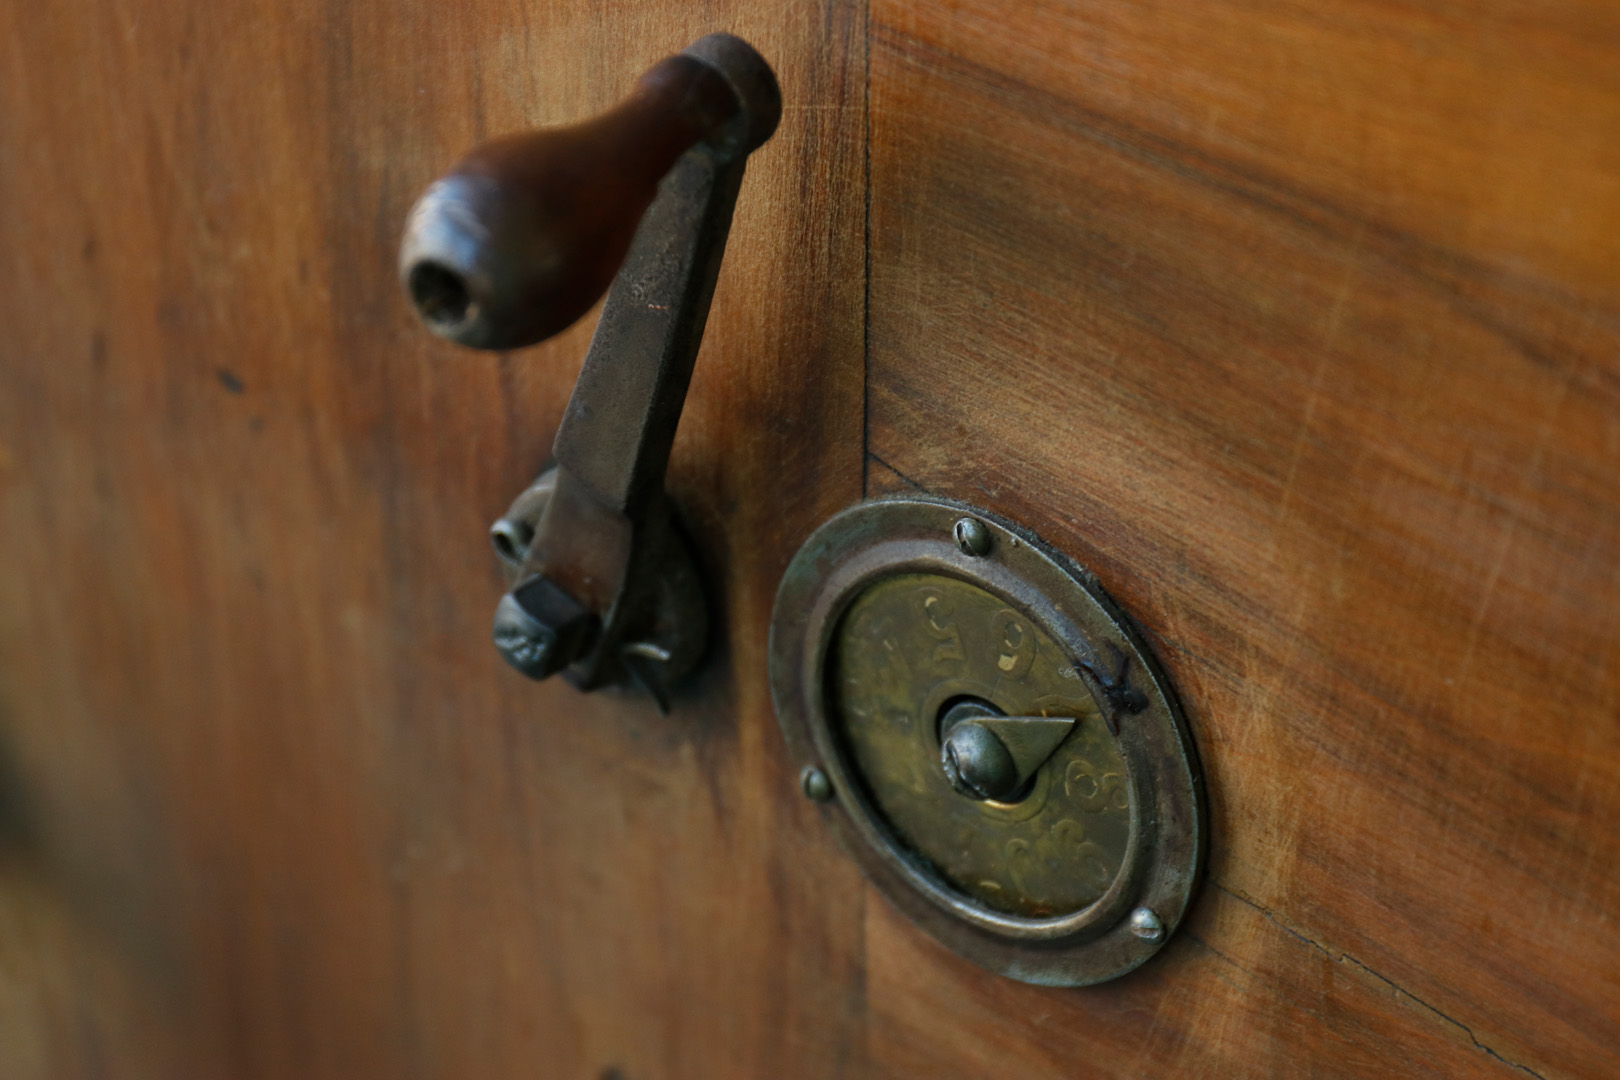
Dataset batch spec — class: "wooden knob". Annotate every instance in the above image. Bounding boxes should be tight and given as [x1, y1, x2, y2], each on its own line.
[400, 34, 780, 350]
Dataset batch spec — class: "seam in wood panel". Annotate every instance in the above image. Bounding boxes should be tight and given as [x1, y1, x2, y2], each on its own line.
[860, 0, 873, 500]
[1211, 883, 1550, 1080]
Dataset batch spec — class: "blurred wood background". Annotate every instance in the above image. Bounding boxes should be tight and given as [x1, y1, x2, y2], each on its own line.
[1, 0, 1615, 1077]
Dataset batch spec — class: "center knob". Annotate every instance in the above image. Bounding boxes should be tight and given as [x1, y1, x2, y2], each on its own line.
[938, 698, 1077, 803]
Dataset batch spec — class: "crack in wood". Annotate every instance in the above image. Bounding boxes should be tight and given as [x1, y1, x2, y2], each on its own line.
[1211, 881, 1549, 1079]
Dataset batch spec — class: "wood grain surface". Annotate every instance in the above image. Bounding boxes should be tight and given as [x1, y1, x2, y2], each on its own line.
[0, 1, 867, 1076]
[864, 2, 1620, 1077]
[2, 0, 1618, 1077]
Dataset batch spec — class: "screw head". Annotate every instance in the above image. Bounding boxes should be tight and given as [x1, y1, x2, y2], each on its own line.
[953, 516, 992, 557]
[492, 578, 596, 680]
[940, 720, 1020, 801]
[801, 766, 834, 802]
[1128, 906, 1165, 942]
[493, 594, 564, 678]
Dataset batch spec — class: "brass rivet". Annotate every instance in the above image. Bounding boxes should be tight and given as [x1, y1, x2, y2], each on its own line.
[1129, 906, 1165, 942]
[953, 517, 992, 557]
[801, 766, 834, 802]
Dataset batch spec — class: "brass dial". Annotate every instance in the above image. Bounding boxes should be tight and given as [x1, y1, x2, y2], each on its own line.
[771, 495, 1205, 986]
[831, 573, 1130, 918]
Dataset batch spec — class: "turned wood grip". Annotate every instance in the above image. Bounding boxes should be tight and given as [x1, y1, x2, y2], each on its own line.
[400, 35, 781, 350]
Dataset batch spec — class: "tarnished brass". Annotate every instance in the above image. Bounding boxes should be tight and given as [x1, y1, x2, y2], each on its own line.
[833, 573, 1130, 918]
[770, 496, 1205, 987]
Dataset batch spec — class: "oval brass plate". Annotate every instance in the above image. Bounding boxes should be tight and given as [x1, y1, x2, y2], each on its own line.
[770, 496, 1205, 986]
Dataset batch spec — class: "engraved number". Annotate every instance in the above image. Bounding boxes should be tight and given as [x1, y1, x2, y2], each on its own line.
[1005, 838, 1036, 898]
[1052, 819, 1113, 889]
[990, 609, 1036, 679]
[1064, 760, 1129, 813]
[918, 587, 966, 670]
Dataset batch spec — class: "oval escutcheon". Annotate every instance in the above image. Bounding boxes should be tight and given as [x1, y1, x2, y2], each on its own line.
[770, 496, 1206, 987]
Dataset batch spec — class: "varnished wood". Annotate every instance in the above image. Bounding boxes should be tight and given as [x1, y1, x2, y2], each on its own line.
[403, 51, 753, 349]
[865, 3, 1620, 1077]
[0, 2, 866, 1076]
[3, 0, 1618, 1077]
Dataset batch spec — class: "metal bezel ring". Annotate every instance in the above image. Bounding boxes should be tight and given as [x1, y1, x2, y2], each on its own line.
[769, 495, 1206, 986]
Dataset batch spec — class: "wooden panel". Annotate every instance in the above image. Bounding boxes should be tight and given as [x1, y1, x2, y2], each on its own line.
[7, 0, 1618, 1075]
[866, 3, 1620, 1078]
[0, 1, 867, 1076]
